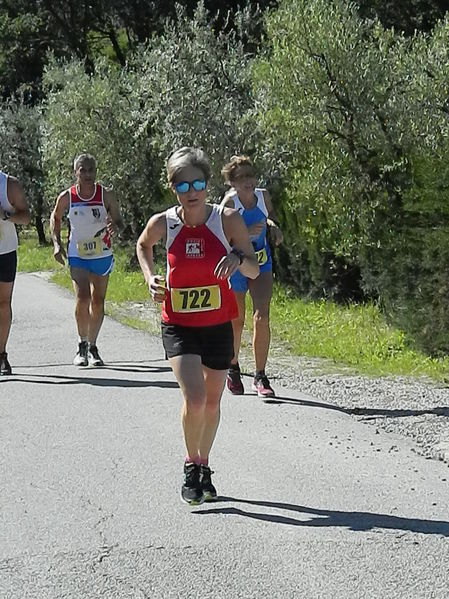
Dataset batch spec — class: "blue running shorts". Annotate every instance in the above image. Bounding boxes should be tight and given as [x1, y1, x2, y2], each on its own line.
[230, 259, 272, 293]
[68, 255, 114, 276]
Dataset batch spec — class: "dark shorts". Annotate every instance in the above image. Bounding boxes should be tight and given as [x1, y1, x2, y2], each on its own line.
[161, 321, 234, 370]
[0, 250, 17, 283]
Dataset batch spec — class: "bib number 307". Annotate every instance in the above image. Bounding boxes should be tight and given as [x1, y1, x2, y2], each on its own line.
[77, 238, 102, 257]
[171, 285, 221, 313]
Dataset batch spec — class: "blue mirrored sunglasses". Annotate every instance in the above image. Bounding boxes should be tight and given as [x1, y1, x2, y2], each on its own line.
[174, 179, 206, 194]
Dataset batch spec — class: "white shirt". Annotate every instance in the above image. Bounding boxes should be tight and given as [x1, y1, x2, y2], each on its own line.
[0, 171, 18, 255]
[67, 184, 112, 260]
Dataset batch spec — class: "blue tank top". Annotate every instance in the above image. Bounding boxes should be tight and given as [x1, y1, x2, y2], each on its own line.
[229, 188, 271, 267]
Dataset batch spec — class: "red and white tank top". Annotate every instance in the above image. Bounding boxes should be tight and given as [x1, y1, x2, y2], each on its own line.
[162, 204, 238, 327]
[67, 184, 112, 259]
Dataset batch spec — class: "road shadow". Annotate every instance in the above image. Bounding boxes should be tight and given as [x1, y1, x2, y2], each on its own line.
[0, 372, 179, 389]
[4, 358, 169, 370]
[260, 395, 449, 418]
[194, 496, 449, 537]
[101, 365, 172, 374]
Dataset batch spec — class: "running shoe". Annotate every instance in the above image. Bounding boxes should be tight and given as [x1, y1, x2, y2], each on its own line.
[73, 341, 88, 367]
[181, 462, 204, 505]
[200, 465, 217, 501]
[252, 374, 275, 398]
[88, 345, 104, 367]
[0, 352, 12, 376]
[226, 365, 244, 395]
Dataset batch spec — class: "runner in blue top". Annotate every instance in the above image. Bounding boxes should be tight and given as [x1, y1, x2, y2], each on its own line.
[220, 155, 283, 398]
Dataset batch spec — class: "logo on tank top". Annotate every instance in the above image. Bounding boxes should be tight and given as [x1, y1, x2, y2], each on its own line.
[185, 239, 204, 259]
[92, 208, 101, 219]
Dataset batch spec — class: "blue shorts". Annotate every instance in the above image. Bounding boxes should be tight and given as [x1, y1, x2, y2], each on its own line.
[230, 258, 272, 293]
[68, 255, 114, 276]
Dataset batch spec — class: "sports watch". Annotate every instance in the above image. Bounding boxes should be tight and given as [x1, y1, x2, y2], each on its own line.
[230, 247, 245, 265]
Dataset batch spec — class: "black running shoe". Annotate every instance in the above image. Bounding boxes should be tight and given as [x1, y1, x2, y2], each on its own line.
[73, 341, 88, 367]
[0, 351, 12, 376]
[88, 345, 104, 367]
[181, 463, 204, 505]
[200, 465, 217, 501]
[226, 365, 244, 395]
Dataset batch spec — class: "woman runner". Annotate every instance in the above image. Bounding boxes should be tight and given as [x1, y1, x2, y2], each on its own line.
[137, 147, 259, 505]
[220, 155, 283, 398]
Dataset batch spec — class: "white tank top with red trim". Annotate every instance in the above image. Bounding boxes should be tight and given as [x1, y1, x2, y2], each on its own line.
[67, 184, 112, 259]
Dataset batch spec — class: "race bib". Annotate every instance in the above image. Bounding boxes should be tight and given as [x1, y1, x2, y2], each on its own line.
[255, 248, 268, 266]
[171, 285, 221, 313]
[76, 238, 103, 257]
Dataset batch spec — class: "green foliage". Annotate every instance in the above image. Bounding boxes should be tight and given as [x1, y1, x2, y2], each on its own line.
[0, 0, 276, 101]
[16, 236, 56, 271]
[0, 99, 46, 239]
[130, 2, 262, 195]
[253, 0, 449, 353]
[0, 3, 46, 98]
[41, 2, 262, 234]
[355, 0, 448, 35]
[7, 0, 449, 358]
[42, 57, 161, 237]
[269, 285, 449, 379]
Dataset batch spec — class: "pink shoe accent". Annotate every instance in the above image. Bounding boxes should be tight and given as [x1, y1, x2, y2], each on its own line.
[226, 368, 244, 395]
[252, 375, 275, 398]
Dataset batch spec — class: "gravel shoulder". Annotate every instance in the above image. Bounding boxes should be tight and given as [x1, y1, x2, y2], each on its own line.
[266, 345, 449, 467]
[106, 297, 449, 468]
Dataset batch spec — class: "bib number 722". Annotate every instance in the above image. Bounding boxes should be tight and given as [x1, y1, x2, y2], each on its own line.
[171, 285, 221, 313]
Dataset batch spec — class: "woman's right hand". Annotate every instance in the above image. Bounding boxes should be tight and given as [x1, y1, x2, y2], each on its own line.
[53, 244, 67, 265]
[148, 275, 166, 303]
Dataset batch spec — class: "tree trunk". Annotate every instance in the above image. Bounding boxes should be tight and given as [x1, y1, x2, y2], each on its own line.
[35, 214, 47, 245]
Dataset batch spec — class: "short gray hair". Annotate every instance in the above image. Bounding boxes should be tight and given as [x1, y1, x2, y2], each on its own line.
[166, 147, 211, 185]
[73, 153, 97, 171]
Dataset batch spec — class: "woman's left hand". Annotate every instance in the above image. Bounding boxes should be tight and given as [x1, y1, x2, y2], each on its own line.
[268, 223, 283, 246]
[106, 215, 117, 237]
[214, 251, 240, 280]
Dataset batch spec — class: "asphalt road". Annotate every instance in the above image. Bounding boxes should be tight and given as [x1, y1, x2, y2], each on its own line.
[1, 273, 448, 599]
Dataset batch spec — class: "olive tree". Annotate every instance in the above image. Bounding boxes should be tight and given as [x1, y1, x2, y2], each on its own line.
[252, 0, 449, 353]
[130, 2, 262, 197]
[41, 57, 160, 239]
[42, 2, 262, 234]
[0, 100, 46, 242]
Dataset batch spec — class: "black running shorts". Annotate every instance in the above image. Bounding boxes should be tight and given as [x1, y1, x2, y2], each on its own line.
[0, 250, 17, 283]
[161, 321, 234, 370]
